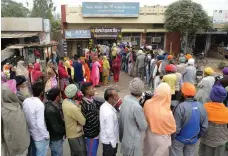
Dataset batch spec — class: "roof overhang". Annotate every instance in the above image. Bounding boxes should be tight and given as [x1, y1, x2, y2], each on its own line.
[1, 32, 40, 38]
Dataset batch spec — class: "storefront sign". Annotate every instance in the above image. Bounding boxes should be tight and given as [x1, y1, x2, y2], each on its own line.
[65, 30, 91, 39]
[82, 2, 139, 17]
[91, 28, 121, 38]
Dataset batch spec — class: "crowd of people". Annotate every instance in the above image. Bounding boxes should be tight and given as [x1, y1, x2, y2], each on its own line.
[1, 43, 228, 156]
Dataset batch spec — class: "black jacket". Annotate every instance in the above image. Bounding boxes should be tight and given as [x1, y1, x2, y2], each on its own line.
[44, 101, 65, 141]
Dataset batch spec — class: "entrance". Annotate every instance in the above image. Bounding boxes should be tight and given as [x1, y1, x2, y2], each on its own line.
[95, 39, 117, 46]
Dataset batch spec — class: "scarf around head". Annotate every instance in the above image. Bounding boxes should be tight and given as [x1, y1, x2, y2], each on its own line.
[144, 83, 176, 135]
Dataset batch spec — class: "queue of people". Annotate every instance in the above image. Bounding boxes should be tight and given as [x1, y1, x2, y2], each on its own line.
[1, 44, 228, 156]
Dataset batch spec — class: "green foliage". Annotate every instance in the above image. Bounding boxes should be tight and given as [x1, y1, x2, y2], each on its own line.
[223, 24, 228, 32]
[51, 20, 61, 32]
[1, 0, 30, 17]
[164, 0, 211, 35]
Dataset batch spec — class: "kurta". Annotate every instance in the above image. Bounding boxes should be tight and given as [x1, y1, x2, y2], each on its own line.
[91, 61, 101, 86]
[119, 95, 148, 156]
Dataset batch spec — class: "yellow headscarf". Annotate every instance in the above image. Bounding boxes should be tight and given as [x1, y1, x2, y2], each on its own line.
[204, 67, 214, 76]
[102, 56, 110, 69]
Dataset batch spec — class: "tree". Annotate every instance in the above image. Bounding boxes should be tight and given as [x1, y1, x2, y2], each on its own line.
[164, 0, 211, 53]
[1, 0, 30, 17]
[31, 0, 61, 32]
[223, 24, 228, 33]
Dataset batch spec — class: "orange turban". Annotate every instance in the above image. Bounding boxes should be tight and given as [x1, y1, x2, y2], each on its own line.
[185, 54, 193, 60]
[181, 82, 196, 96]
[167, 55, 173, 60]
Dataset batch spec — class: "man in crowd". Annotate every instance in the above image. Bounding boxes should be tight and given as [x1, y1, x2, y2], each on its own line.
[62, 84, 87, 156]
[170, 82, 208, 156]
[182, 58, 196, 84]
[100, 88, 121, 156]
[44, 88, 65, 156]
[23, 82, 50, 156]
[119, 78, 148, 156]
[15, 75, 31, 103]
[81, 82, 103, 156]
[73, 55, 84, 89]
[136, 50, 145, 81]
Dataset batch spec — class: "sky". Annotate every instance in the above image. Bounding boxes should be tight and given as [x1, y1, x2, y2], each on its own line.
[15, 0, 228, 16]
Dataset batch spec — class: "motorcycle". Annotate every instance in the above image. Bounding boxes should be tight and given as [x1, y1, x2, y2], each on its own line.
[196, 67, 204, 85]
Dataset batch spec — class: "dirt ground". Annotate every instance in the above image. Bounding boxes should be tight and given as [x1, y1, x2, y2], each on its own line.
[47, 57, 226, 156]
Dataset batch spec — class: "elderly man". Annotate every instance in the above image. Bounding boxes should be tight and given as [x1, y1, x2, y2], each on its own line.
[136, 50, 146, 81]
[182, 58, 196, 84]
[119, 78, 148, 156]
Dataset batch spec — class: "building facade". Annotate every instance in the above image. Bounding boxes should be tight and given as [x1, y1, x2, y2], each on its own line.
[61, 2, 181, 56]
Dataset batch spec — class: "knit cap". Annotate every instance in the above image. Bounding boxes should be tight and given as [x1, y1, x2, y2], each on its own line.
[129, 77, 144, 95]
[210, 84, 227, 103]
[64, 84, 78, 98]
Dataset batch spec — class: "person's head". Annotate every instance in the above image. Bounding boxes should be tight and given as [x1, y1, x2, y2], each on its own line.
[74, 55, 80, 61]
[222, 67, 228, 76]
[165, 64, 177, 74]
[185, 54, 193, 60]
[204, 67, 214, 76]
[98, 54, 103, 60]
[81, 82, 95, 97]
[32, 82, 44, 97]
[34, 63, 41, 71]
[28, 63, 33, 69]
[181, 82, 196, 99]
[179, 56, 186, 64]
[188, 58, 195, 66]
[93, 56, 99, 62]
[47, 61, 54, 68]
[46, 88, 61, 103]
[64, 84, 78, 99]
[104, 88, 122, 108]
[210, 84, 227, 103]
[47, 68, 55, 78]
[129, 77, 144, 98]
[15, 75, 26, 89]
[167, 55, 173, 61]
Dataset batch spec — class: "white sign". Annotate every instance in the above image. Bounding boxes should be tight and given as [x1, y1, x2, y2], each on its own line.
[43, 19, 51, 32]
[213, 10, 228, 24]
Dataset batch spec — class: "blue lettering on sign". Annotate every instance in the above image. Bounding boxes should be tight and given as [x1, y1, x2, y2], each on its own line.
[65, 30, 91, 39]
[82, 2, 139, 17]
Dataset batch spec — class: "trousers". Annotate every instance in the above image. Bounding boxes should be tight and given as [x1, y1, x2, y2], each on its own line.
[68, 136, 87, 156]
[170, 139, 197, 156]
[103, 143, 118, 156]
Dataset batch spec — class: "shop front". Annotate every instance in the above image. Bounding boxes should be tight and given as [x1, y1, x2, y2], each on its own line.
[65, 29, 91, 56]
[91, 27, 122, 46]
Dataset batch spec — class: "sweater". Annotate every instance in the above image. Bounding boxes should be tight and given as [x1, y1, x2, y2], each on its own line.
[62, 99, 86, 138]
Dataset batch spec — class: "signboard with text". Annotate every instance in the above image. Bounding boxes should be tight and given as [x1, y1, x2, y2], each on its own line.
[82, 2, 139, 17]
[213, 10, 228, 23]
[65, 29, 91, 39]
[91, 27, 121, 38]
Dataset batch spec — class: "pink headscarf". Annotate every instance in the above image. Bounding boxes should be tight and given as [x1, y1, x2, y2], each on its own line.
[1, 72, 17, 94]
[31, 63, 42, 83]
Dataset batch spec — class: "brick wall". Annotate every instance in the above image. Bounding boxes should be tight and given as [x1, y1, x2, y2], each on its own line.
[165, 32, 181, 56]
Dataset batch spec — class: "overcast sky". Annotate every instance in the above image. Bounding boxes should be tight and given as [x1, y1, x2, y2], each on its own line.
[15, 0, 228, 16]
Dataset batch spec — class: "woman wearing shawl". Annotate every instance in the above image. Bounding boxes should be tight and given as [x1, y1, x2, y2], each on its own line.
[65, 60, 74, 83]
[16, 61, 29, 78]
[199, 84, 228, 156]
[31, 63, 43, 84]
[102, 56, 110, 85]
[1, 72, 17, 94]
[45, 68, 58, 92]
[81, 58, 91, 82]
[91, 56, 101, 87]
[58, 61, 69, 99]
[144, 83, 176, 156]
[112, 55, 121, 82]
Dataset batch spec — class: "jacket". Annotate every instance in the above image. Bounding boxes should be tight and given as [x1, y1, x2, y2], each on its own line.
[182, 66, 196, 84]
[45, 100, 65, 141]
[136, 53, 145, 69]
[173, 99, 208, 144]
[1, 86, 30, 156]
[62, 99, 86, 138]
[73, 61, 84, 83]
[119, 95, 148, 156]
[81, 96, 105, 138]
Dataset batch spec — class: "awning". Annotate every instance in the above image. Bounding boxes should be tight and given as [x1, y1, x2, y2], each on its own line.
[7, 45, 24, 49]
[122, 29, 145, 33]
[1, 48, 15, 62]
[1, 32, 40, 38]
[146, 29, 167, 33]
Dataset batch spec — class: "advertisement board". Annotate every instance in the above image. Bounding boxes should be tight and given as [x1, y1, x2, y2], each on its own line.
[213, 10, 228, 23]
[65, 30, 91, 39]
[91, 27, 121, 38]
[82, 2, 139, 17]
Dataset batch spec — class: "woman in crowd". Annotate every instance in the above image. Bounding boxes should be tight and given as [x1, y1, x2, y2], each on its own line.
[91, 56, 101, 87]
[102, 56, 110, 86]
[199, 84, 228, 156]
[58, 60, 70, 99]
[65, 60, 74, 84]
[112, 55, 121, 82]
[144, 82, 176, 156]
[16, 61, 29, 79]
[45, 68, 58, 92]
[31, 63, 43, 84]
[81, 58, 91, 82]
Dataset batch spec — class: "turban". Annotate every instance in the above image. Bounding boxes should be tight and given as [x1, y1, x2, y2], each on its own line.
[15, 75, 26, 86]
[181, 82, 196, 97]
[179, 57, 186, 63]
[188, 58, 195, 65]
[129, 77, 144, 95]
[204, 67, 214, 76]
[157, 55, 164, 61]
[167, 55, 173, 60]
[64, 84, 78, 98]
[210, 84, 227, 103]
[165, 64, 177, 72]
[138, 50, 144, 54]
[185, 54, 193, 60]
[222, 67, 228, 75]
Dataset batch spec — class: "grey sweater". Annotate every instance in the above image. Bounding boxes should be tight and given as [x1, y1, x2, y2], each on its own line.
[182, 65, 196, 84]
